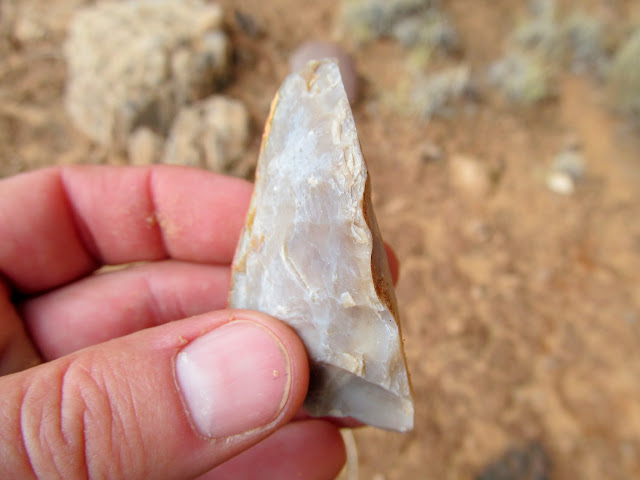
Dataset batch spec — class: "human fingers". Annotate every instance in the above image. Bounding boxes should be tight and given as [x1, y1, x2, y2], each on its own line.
[200, 420, 345, 480]
[20, 261, 230, 360]
[0, 310, 309, 480]
[0, 280, 40, 375]
[0, 165, 252, 295]
[20, 247, 398, 363]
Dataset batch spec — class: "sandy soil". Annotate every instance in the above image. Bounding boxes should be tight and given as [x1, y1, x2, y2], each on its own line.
[1, 1, 639, 479]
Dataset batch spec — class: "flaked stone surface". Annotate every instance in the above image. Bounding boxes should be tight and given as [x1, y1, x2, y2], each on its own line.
[289, 41, 359, 103]
[229, 60, 414, 432]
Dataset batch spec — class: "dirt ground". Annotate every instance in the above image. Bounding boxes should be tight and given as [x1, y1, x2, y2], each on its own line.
[1, 1, 640, 479]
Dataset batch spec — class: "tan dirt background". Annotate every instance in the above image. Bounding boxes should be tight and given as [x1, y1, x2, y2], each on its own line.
[1, 1, 640, 479]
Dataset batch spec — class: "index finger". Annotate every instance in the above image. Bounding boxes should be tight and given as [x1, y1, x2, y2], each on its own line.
[0, 165, 253, 294]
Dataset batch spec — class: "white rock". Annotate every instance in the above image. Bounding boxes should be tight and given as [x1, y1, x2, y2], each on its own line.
[229, 60, 414, 432]
[449, 154, 491, 197]
[64, 0, 230, 147]
[546, 148, 585, 195]
[546, 171, 575, 195]
[162, 96, 249, 174]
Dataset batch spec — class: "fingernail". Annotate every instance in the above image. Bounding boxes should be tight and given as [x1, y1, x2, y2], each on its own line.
[175, 321, 291, 438]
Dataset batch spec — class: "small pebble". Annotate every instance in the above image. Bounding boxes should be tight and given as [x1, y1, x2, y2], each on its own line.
[449, 154, 491, 197]
[546, 171, 575, 195]
[289, 41, 359, 103]
[546, 148, 586, 195]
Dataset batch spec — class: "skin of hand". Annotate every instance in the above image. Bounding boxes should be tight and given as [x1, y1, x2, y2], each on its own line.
[0, 165, 400, 480]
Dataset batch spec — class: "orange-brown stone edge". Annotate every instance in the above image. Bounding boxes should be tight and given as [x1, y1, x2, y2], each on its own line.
[361, 150, 414, 399]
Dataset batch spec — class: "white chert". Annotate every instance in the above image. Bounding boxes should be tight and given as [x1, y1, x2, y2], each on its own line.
[229, 60, 414, 432]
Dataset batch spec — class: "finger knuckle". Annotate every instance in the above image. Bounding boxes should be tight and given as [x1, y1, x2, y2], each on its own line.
[19, 353, 146, 479]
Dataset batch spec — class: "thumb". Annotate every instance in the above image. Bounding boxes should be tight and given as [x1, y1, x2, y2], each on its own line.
[0, 310, 309, 480]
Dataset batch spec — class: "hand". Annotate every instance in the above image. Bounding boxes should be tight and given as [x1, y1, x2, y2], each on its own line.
[0, 165, 353, 479]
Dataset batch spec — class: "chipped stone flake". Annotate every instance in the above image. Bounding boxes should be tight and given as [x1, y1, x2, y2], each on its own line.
[229, 60, 414, 432]
[341, 292, 357, 308]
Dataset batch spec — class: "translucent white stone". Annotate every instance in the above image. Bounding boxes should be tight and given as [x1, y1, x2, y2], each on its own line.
[229, 60, 414, 432]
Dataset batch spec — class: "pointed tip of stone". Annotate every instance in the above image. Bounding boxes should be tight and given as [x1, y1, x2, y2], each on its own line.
[230, 58, 414, 432]
[298, 59, 323, 90]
